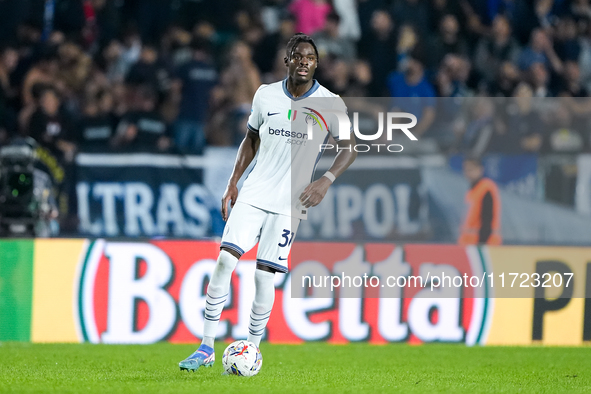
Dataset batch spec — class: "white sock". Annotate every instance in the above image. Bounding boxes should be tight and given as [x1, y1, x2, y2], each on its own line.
[247, 269, 275, 347]
[202, 250, 238, 348]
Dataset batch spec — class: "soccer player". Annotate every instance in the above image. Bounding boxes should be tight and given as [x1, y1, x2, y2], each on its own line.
[179, 33, 357, 371]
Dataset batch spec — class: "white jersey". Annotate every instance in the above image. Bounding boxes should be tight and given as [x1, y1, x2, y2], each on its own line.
[236, 79, 348, 219]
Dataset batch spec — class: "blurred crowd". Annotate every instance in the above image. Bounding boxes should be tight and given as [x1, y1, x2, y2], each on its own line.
[1, 0, 591, 159]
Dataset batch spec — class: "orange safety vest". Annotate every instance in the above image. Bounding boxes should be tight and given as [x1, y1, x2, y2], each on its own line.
[459, 178, 502, 245]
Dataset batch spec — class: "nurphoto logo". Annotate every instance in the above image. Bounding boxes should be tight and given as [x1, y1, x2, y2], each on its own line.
[310, 110, 418, 153]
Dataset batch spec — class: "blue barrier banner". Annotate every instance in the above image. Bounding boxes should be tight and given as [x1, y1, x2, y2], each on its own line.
[450, 154, 538, 199]
[75, 153, 223, 238]
[298, 156, 439, 242]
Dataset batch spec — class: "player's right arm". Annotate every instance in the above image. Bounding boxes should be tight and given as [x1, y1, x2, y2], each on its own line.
[221, 130, 260, 221]
[221, 85, 266, 220]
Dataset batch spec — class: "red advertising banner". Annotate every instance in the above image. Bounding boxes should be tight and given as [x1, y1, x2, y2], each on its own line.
[76, 240, 491, 345]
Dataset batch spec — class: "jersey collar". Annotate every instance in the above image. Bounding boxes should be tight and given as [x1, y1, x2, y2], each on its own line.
[282, 78, 320, 100]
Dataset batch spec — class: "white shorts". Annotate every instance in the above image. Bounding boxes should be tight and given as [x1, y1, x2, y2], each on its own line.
[220, 202, 301, 273]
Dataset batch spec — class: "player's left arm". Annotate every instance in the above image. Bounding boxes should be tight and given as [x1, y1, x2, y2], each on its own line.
[299, 137, 357, 208]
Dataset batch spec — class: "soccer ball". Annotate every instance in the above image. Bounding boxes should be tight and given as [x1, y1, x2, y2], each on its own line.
[222, 340, 262, 377]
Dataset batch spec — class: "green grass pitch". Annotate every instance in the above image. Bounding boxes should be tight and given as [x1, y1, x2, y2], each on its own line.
[0, 343, 589, 393]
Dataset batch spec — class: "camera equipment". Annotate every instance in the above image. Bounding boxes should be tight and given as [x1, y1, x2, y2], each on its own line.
[0, 138, 58, 237]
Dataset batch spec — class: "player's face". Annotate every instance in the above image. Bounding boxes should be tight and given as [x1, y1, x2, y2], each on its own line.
[285, 42, 317, 83]
[463, 161, 484, 183]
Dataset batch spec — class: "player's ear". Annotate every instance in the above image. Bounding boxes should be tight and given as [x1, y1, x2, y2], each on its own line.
[284, 56, 288, 67]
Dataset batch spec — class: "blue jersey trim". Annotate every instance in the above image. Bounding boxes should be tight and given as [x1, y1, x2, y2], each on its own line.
[221, 242, 245, 256]
[256, 259, 289, 273]
[282, 79, 320, 101]
[247, 123, 259, 133]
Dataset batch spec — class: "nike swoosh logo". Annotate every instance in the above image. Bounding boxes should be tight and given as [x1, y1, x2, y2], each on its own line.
[278, 257, 287, 261]
[268, 112, 279, 116]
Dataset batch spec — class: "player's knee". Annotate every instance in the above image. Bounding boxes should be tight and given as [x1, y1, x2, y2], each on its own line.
[217, 250, 238, 274]
[254, 268, 275, 290]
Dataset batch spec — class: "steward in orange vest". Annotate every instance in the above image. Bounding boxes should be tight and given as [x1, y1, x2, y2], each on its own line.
[459, 158, 502, 245]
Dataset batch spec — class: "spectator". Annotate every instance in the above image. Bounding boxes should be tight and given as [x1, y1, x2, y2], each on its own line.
[425, 14, 468, 73]
[289, 0, 333, 36]
[57, 40, 92, 96]
[125, 43, 171, 99]
[92, 0, 120, 50]
[0, 44, 19, 144]
[473, 15, 521, 84]
[265, 48, 288, 85]
[518, 29, 563, 74]
[391, 0, 431, 39]
[544, 102, 584, 153]
[578, 21, 591, 91]
[21, 49, 60, 106]
[172, 38, 217, 154]
[387, 50, 436, 137]
[333, 0, 362, 41]
[359, 10, 397, 96]
[427, 0, 464, 35]
[441, 54, 473, 97]
[528, 62, 553, 97]
[358, 0, 387, 40]
[103, 29, 142, 83]
[505, 82, 544, 154]
[571, 0, 591, 20]
[487, 61, 520, 97]
[257, 0, 284, 34]
[557, 60, 589, 97]
[18, 82, 47, 136]
[323, 59, 350, 96]
[253, 13, 296, 76]
[554, 16, 581, 62]
[26, 81, 78, 228]
[136, 0, 173, 45]
[75, 90, 116, 153]
[161, 24, 193, 68]
[486, 95, 531, 154]
[463, 0, 538, 45]
[205, 84, 235, 147]
[235, 10, 263, 44]
[456, 97, 495, 157]
[345, 60, 373, 96]
[215, 41, 261, 144]
[110, 81, 128, 123]
[394, 24, 420, 73]
[27, 85, 76, 162]
[10, 22, 42, 91]
[113, 85, 171, 152]
[313, 12, 356, 61]
[242, 23, 267, 64]
[433, 54, 471, 150]
[1, 0, 591, 158]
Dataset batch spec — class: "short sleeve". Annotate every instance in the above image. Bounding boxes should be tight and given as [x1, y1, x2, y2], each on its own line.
[329, 96, 352, 141]
[247, 85, 264, 133]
